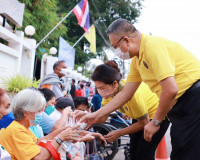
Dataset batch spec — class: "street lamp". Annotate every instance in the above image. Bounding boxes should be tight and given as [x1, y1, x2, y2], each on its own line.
[77, 66, 83, 73]
[49, 47, 57, 55]
[25, 25, 35, 37]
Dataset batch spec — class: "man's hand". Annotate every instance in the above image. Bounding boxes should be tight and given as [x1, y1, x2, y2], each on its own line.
[144, 121, 160, 142]
[104, 130, 121, 143]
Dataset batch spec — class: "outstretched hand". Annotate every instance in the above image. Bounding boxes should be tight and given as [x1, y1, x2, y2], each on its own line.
[104, 130, 120, 143]
[74, 111, 100, 130]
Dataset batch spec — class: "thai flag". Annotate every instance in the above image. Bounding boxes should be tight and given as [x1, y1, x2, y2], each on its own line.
[73, 0, 90, 33]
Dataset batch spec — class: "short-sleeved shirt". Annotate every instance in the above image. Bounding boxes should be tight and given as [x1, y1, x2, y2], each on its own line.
[49, 109, 62, 121]
[39, 111, 56, 135]
[0, 111, 14, 129]
[127, 34, 200, 103]
[0, 121, 40, 160]
[102, 80, 159, 120]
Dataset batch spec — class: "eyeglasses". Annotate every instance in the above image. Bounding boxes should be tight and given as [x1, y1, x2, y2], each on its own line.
[113, 36, 124, 49]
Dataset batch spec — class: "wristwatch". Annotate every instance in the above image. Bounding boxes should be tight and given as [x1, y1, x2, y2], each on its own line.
[153, 119, 162, 126]
[55, 137, 63, 145]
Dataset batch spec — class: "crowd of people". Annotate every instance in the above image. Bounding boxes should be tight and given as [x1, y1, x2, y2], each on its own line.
[0, 60, 105, 160]
[1, 18, 200, 160]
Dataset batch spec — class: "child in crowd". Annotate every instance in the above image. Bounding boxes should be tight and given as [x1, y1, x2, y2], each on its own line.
[74, 96, 90, 111]
[49, 97, 74, 121]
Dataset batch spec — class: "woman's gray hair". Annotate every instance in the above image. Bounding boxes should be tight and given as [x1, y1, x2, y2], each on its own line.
[11, 88, 46, 121]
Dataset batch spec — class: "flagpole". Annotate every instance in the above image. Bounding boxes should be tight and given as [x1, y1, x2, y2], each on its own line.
[72, 33, 86, 48]
[36, 10, 73, 49]
[72, 24, 94, 48]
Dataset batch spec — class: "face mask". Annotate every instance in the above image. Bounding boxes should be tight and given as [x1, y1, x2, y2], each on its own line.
[28, 112, 42, 126]
[113, 46, 130, 60]
[97, 87, 114, 99]
[60, 68, 71, 76]
[45, 105, 55, 115]
[34, 112, 43, 125]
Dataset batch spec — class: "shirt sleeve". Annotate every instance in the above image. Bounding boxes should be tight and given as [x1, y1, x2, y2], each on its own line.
[52, 85, 63, 100]
[39, 112, 56, 135]
[146, 42, 175, 81]
[126, 58, 142, 82]
[129, 89, 148, 120]
[12, 128, 40, 160]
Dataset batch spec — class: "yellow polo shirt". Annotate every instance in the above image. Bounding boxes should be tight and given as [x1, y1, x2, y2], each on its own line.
[102, 80, 158, 120]
[0, 120, 40, 160]
[127, 34, 200, 102]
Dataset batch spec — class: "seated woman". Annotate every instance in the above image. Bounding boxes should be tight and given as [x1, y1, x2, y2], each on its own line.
[38, 88, 73, 135]
[0, 88, 14, 129]
[0, 88, 81, 160]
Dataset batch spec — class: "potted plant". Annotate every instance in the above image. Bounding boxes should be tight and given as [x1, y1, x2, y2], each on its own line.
[0, 74, 40, 101]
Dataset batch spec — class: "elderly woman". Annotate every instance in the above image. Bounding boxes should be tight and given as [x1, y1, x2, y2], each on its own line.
[0, 88, 80, 160]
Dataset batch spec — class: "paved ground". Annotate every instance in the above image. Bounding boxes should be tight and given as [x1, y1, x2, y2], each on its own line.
[113, 124, 172, 160]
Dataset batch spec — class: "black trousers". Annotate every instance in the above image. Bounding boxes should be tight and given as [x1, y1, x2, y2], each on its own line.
[129, 118, 170, 160]
[168, 80, 200, 160]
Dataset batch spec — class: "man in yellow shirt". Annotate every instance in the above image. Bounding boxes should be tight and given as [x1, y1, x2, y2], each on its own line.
[79, 18, 200, 160]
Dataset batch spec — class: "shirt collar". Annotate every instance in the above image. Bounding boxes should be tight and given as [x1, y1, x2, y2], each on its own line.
[138, 33, 147, 62]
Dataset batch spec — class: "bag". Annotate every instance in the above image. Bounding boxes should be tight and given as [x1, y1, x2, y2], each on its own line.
[84, 139, 104, 160]
[0, 145, 11, 160]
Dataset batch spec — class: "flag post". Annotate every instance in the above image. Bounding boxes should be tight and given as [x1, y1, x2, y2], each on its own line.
[36, 10, 73, 49]
[72, 33, 86, 48]
[72, 24, 94, 48]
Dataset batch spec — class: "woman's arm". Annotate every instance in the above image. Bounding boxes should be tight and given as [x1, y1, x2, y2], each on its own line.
[32, 126, 80, 160]
[51, 107, 73, 131]
[105, 116, 150, 143]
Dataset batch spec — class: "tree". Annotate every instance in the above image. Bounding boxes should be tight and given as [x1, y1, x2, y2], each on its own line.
[18, 0, 68, 59]
[58, 0, 143, 65]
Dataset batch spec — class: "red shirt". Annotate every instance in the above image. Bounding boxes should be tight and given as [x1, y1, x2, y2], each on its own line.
[75, 89, 84, 97]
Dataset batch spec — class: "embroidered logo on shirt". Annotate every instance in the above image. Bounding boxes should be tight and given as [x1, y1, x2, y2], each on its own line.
[125, 106, 128, 111]
[143, 61, 149, 69]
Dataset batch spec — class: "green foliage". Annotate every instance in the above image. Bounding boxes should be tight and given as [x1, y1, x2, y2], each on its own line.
[58, 0, 143, 65]
[0, 75, 40, 93]
[18, 0, 143, 68]
[18, 0, 68, 59]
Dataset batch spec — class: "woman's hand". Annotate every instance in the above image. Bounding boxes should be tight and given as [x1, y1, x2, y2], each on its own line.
[73, 110, 87, 121]
[74, 111, 100, 130]
[79, 132, 95, 142]
[58, 126, 81, 142]
[104, 130, 121, 143]
[63, 107, 73, 117]
[92, 133, 107, 146]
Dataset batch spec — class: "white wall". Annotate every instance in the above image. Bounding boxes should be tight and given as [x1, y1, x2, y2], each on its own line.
[0, 25, 36, 86]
